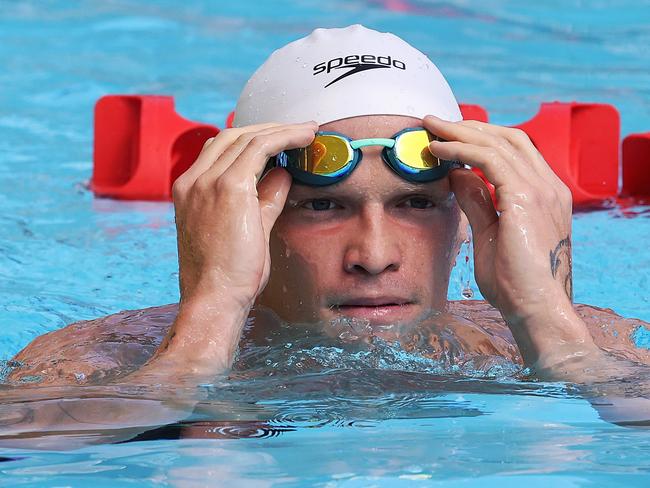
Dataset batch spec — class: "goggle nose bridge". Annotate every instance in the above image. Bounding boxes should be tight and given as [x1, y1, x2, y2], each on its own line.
[349, 138, 396, 150]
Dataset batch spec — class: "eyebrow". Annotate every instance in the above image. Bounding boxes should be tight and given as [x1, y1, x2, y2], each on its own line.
[291, 178, 449, 197]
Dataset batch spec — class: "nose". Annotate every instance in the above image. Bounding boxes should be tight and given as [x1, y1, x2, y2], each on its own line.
[343, 204, 401, 276]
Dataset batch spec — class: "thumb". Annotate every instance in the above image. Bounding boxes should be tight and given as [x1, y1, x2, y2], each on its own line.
[258, 167, 292, 240]
[449, 168, 499, 241]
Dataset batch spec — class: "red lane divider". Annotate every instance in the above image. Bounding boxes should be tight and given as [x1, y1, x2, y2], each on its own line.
[458, 104, 488, 123]
[515, 103, 620, 204]
[92, 95, 218, 201]
[622, 132, 650, 198]
[92, 95, 648, 204]
[225, 110, 235, 129]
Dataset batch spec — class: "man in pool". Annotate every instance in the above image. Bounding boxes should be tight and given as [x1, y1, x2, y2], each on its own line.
[6, 26, 650, 436]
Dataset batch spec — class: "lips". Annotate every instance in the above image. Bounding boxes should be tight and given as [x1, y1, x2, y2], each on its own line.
[331, 298, 416, 325]
[337, 296, 412, 307]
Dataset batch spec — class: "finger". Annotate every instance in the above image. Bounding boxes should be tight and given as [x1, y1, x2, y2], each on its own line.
[428, 139, 521, 190]
[423, 115, 548, 186]
[423, 115, 501, 147]
[459, 120, 562, 186]
[217, 126, 318, 186]
[179, 123, 281, 186]
[258, 168, 292, 242]
[450, 168, 498, 237]
[201, 121, 318, 184]
[424, 115, 535, 183]
[460, 120, 574, 214]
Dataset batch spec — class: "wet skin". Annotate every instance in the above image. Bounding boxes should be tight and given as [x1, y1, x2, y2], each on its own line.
[259, 116, 463, 333]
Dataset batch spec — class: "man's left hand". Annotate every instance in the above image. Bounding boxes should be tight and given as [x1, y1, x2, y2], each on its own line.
[423, 115, 597, 368]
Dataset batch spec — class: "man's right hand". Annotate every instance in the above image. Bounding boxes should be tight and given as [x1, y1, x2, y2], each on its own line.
[172, 121, 318, 308]
[141, 121, 318, 377]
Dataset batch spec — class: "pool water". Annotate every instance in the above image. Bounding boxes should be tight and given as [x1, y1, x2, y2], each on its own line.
[2, 0, 650, 486]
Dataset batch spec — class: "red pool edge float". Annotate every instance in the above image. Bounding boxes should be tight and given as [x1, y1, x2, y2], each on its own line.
[92, 95, 219, 201]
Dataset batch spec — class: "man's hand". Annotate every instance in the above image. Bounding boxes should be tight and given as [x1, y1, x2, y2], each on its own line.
[172, 121, 317, 306]
[423, 115, 598, 369]
[144, 121, 318, 377]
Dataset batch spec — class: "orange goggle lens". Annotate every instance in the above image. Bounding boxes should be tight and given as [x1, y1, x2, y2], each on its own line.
[284, 135, 354, 176]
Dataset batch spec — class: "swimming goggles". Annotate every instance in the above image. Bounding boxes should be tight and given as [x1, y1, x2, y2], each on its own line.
[274, 127, 457, 186]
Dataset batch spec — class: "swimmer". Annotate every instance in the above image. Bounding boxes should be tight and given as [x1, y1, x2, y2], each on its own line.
[4, 25, 650, 445]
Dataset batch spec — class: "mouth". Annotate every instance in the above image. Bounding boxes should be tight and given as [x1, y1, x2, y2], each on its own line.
[331, 296, 416, 323]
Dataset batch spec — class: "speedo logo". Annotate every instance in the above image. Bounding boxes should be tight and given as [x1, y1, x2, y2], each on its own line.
[313, 54, 406, 88]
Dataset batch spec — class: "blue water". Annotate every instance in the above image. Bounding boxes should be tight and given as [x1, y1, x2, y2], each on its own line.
[1, 0, 650, 486]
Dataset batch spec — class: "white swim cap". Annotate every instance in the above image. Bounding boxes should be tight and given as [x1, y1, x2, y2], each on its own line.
[233, 24, 462, 127]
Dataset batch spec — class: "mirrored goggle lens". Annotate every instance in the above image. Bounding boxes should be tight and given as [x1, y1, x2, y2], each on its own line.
[394, 130, 440, 171]
[284, 135, 353, 176]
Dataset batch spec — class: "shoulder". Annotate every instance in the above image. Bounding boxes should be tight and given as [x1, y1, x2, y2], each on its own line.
[448, 300, 650, 365]
[434, 300, 521, 365]
[575, 303, 650, 364]
[6, 304, 178, 386]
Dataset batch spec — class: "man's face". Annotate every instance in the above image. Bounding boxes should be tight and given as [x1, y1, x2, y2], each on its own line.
[259, 115, 463, 330]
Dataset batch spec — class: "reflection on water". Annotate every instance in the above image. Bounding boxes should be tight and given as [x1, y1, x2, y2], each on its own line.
[3, 372, 646, 486]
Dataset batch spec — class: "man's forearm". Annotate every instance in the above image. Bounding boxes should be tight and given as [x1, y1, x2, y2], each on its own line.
[504, 292, 602, 382]
[0, 389, 198, 449]
[506, 302, 650, 427]
[135, 294, 252, 382]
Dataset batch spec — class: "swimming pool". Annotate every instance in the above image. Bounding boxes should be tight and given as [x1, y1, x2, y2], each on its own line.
[1, 0, 650, 485]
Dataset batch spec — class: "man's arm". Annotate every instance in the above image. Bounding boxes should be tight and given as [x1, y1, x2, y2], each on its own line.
[0, 389, 199, 449]
[132, 120, 318, 381]
[425, 116, 650, 423]
[1, 122, 318, 447]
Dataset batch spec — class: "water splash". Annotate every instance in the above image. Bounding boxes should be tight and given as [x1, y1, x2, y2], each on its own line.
[460, 230, 475, 299]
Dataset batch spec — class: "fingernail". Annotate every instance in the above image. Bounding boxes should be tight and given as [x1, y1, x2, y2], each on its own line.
[425, 114, 440, 121]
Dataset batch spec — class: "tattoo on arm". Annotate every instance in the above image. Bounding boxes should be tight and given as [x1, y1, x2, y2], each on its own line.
[550, 236, 573, 301]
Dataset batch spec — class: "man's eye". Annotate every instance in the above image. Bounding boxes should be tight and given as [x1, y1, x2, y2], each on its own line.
[303, 199, 336, 211]
[405, 197, 434, 209]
